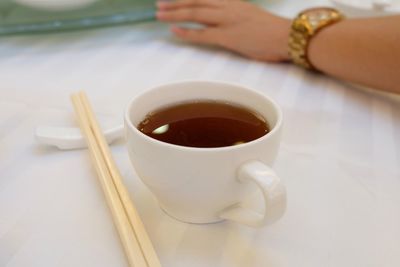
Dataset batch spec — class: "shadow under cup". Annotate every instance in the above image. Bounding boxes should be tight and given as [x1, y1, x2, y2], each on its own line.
[124, 81, 283, 224]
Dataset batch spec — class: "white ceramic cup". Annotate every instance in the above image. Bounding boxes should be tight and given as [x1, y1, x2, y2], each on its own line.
[124, 81, 286, 227]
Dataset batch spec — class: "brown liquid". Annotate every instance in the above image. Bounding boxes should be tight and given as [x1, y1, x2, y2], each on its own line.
[137, 100, 269, 148]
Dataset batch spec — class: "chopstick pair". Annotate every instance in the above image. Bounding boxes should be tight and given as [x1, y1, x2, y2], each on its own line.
[71, 91, 161, 267]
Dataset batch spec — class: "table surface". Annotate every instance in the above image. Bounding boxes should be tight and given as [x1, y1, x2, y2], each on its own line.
[1, 1, 400, 267]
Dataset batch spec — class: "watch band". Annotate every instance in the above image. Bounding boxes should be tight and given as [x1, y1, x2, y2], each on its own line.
[288, 8, 344, 70]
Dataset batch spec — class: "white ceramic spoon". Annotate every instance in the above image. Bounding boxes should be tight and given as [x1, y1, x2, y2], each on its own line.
[330, 0, 399, 17]
[372, 0, 392, 10]
[36, 124, 124, 150]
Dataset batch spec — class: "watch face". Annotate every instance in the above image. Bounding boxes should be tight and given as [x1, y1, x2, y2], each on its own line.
[303, 7, 337, 16]
[301, 8, 339, 30]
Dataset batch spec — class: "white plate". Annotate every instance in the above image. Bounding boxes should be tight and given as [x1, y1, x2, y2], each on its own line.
[14, 0, 98, 11]
[330, 0, 400, 17]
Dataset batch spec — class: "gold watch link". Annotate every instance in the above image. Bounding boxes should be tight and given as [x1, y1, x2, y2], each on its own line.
[288, 7, 344, 70]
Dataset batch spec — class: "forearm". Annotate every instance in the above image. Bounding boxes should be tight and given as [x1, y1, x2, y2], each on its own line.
[156, 0, 400, 94]
[307, 15, 400, 94]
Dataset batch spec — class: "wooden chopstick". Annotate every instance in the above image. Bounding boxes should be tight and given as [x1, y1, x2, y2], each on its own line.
[77, 92, 161, 267]
[71, 93, 160, 267]
[71, 94, 147, 267]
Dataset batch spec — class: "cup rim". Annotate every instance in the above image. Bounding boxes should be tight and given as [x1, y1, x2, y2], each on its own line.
[124, 80, 282, 152]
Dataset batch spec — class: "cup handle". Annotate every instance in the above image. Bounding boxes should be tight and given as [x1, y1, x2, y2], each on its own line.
[218, 160, 286, 227]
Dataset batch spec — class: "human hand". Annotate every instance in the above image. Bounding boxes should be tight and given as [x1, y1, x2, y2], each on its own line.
[156, 0, 291, 62]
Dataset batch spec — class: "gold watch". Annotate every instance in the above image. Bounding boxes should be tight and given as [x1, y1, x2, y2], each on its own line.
[288, 7, 344, 70]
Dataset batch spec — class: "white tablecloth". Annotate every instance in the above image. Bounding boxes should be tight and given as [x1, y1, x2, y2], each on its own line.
[1, 1, 400, 266]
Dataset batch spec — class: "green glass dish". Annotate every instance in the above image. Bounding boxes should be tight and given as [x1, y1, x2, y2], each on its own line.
[0, 0, 156, 35]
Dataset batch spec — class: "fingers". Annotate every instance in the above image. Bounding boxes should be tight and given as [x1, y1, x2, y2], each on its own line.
[157, 0, 227, 45]
[157, 0, 223, 11]
[157, 8, 222, 25]
[170, 25, 221, 46]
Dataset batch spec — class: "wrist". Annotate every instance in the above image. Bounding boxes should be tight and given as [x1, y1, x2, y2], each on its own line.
[258, 11, 291, 62]
[276, 18, 292, 62]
